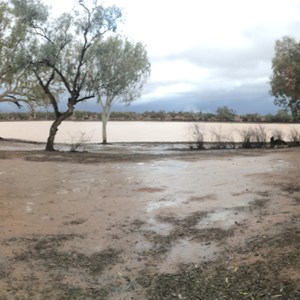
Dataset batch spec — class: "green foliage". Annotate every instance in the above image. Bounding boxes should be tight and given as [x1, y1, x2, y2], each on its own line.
[264, 110, 291, 123]
[9, 0, 123, 150]
[274, 109, 291, 122]
[0, 0, 46, 108]
[11, 0, 48, 26]
[24, 3, 121, 104]
[270, 36, 300, 121]
[240, 113, 261, 122]
[88, 34, 150, 143]
[0, 110, 294, 123]
[216, 106, 236, 121]
[109, 111, 138, 120]
[90, 35, 150, 105]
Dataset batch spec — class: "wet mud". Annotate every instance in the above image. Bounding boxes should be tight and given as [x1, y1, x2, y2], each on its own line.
[0, 140, 299, 299]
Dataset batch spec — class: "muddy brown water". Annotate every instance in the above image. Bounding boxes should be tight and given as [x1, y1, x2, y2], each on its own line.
[1, 120, 300, 143]
[0, 142, 299, 299]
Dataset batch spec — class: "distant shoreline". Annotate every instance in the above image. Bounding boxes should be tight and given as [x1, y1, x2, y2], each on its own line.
[0, 110, 297, 123]
[0, 119, 299, 124]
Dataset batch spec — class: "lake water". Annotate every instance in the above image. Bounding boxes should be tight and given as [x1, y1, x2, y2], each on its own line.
[0, 121, 299, 144]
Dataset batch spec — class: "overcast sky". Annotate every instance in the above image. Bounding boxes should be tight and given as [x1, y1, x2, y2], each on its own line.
[97, 0, 300, 114]
[5, 0, 300, 114]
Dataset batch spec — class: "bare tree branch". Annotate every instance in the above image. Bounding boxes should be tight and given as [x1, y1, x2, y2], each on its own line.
[0, 98, 23, 108]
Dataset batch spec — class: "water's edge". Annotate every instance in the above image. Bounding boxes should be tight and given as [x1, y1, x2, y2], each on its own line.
[0, 121, 299, 144]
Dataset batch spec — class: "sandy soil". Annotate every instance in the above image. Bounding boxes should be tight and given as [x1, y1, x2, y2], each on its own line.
[0, 140, 299, 299]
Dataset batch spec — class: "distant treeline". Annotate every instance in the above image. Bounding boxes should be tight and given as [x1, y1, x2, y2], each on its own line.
[0, 107, 296, 123]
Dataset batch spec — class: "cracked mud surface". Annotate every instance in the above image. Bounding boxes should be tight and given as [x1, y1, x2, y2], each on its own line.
[0, 140, 299, 299]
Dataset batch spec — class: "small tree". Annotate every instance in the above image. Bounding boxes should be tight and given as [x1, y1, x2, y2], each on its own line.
[188, 123, 204, 149]
[0, 0, 42, 109]
[12, 0, 122, 151]
[239, 125, 267, 148]
[216, 106, 236, 122]
[89, 35, 150, 144]
[274, 109, 292, 122]
[271, 129, 284, 141]
[252, 125, 267, 147]
[289, 127, 300, 146]
[270, 36, 300, 122]
[241, 113, 261, 122]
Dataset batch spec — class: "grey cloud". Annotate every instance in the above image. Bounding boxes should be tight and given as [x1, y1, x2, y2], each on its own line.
[141, 39, 276, 113]
[131, 80, 276, 115]
[152, 24, 281, 85]
[142, 25, 279, 113]
[0, 26, 281, 115]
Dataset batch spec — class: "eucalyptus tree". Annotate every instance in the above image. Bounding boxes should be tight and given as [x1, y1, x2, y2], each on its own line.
[89, 35, 150, 144]
[216, 106, 236, 122]
[13, 0, 122, 150]
[270, 36, 300, 122]
[0, 0, 40, 109]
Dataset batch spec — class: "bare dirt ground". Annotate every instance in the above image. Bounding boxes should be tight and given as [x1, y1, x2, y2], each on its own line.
[0, 140, 299, 299]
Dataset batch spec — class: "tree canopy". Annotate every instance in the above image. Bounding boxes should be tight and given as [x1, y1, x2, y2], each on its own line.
[9, 0, 123, 150]
[88, 35, 151, 143]
[216, 106, 236, 121]
[0, 0, 41, 108]
[0, 0, 152, 149]
[270, 36, 300, 122]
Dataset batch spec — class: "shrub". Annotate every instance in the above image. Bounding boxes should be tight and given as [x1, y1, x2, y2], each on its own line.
[289, 127, 300, 146]
[210, 127, 228, 149]
[69, 132, 90, 152]
[240, 128, 254, 148]
[271, 129, 284, 141]
[252, 125, 267, 147]
[189, 123, 204, 149]
[239, 125, 267, 148]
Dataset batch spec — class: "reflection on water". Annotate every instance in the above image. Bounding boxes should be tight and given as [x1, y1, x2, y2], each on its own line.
[168, 239, 216, 262]
[1, 121, 299, 143]
[159, 238, 217, 273]
[146, 198, 184, 212]
[196, 209, 247, 229]
[143, 217, 174, 235]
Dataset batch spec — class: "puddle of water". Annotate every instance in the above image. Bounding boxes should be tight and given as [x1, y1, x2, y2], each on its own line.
[196, 209, 246, 229]
[30, 193, 40, 197]
[56, 189, 69, 195]
[266, 159, 289, 172]
[273, 159, 288, 169]
[26, 202, 34, 213]
[143, 217, 173, 235]
[134, 238, 153, 254]
[146, 198, 184, 212]
[160, 239, 216, 273]
[112, 165, 121, 169]
[170, 239, 215, 261]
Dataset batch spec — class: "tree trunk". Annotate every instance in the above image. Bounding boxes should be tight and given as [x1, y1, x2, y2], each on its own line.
[100, 98, 113, 145]
[45, 110, 74, 151]
[102, 112, 108, 144]
[101, 100, 113, 145]
[289, 102, 299, 122]
[45, 118, 61, 151]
